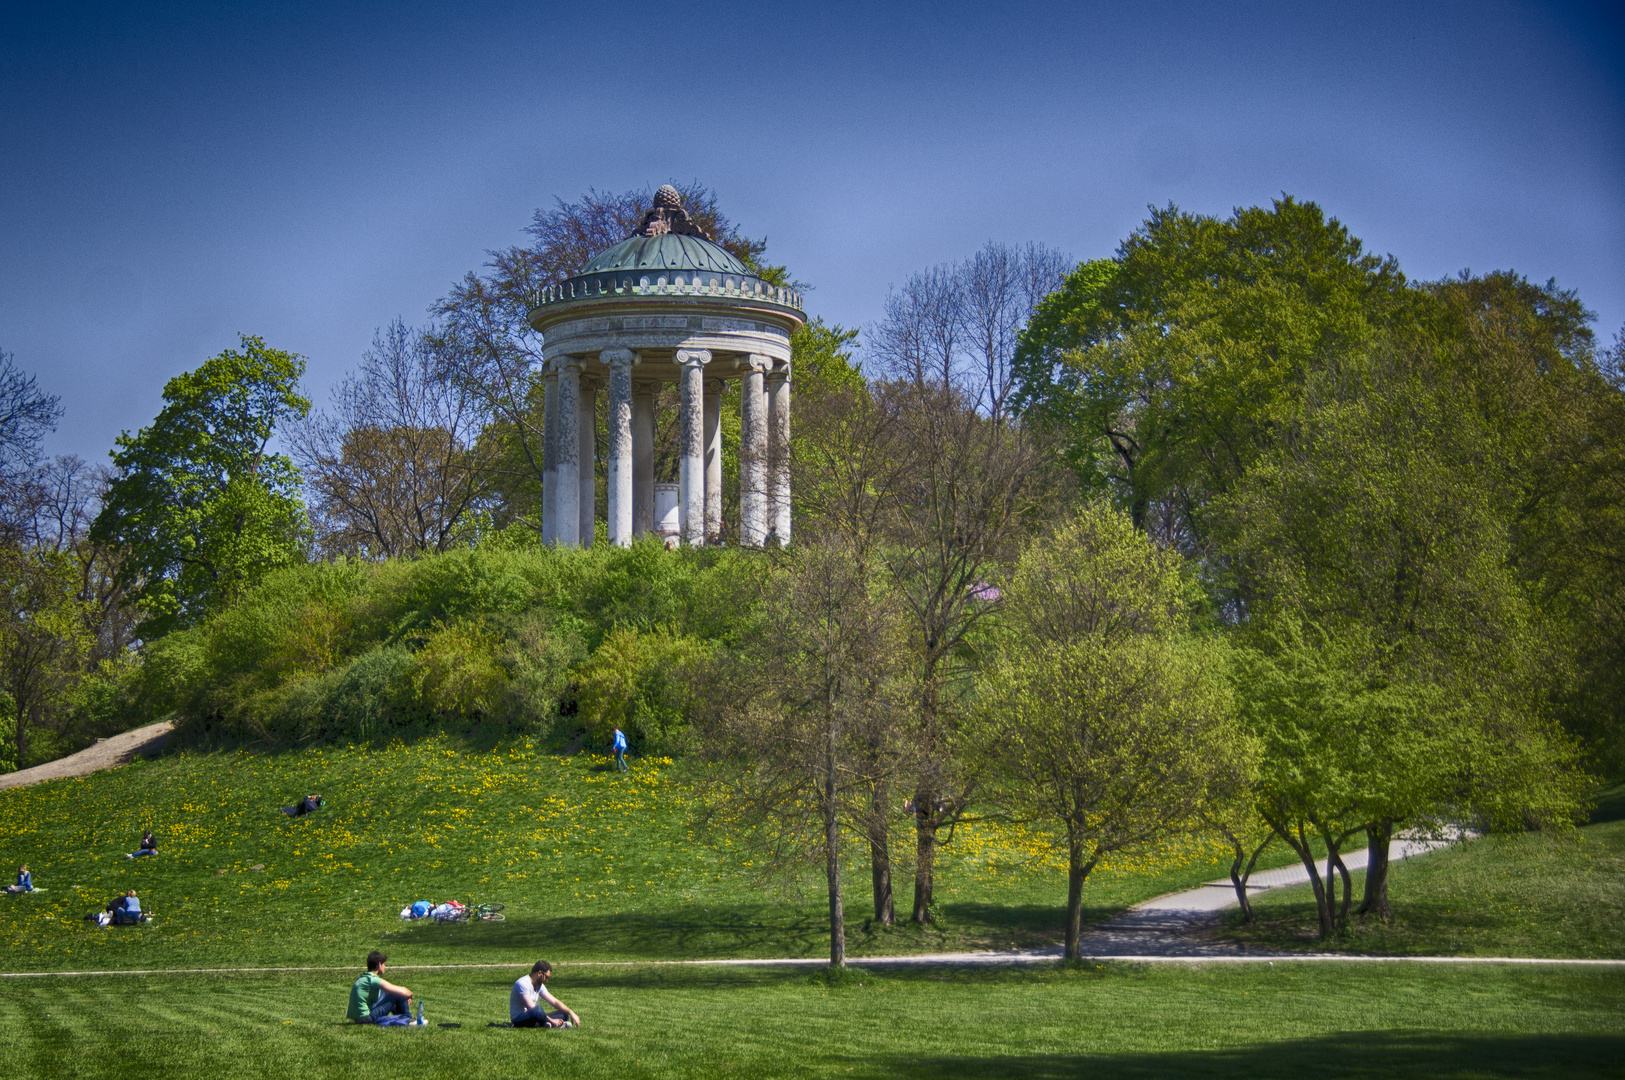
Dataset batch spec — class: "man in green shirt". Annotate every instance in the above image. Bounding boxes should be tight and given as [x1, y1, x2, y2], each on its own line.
[347, 951, 415, 1023]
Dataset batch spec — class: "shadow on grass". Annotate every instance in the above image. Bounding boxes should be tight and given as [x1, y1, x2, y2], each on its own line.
[387, 901, 1077, 960]
[1588, 781, 1625, 825]
[858, 1032, 1625, 1079]
[388, 904, 834, 960]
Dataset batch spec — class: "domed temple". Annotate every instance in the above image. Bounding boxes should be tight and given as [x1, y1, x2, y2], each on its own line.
[527, 185, 804, 548]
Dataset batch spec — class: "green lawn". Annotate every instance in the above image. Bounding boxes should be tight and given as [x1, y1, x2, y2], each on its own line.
[0, 733, 1260, 972]
[1217, 784, 1625, 958]
[1, 962, 1621, 1079]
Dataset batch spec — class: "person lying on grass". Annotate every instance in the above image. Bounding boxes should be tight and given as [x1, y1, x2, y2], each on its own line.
[5, 864, 32, 894]
[281, 794, 323, 818]
[124, 830, 158, 859]
[510, 961, 580, 1028]
[348, 951, 416, 1025]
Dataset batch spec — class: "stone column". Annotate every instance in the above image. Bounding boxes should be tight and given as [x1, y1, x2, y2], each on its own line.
[768, 364, 791, 545]
[703, 378, 723, 544]
[632, 380, 656, 538]
[553, 359, 581, 547]
[739, 355, 770, 547]
[676, 349, 710, 546]
[541, 364, 558, 545]
[578, 377, 597, 546]
[603, 349, 634, 547]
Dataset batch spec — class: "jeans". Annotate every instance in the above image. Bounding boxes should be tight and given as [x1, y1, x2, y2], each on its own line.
[512, 1005, 567, 1027]
[369, 994, 409, 1022]
[614, 748, 628, 773]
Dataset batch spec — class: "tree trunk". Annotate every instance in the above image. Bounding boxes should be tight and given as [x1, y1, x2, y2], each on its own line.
[1266, 814, 1333, 939]
[1223, 829, 1270, 924]
[1331, 848, 1352, 927]
[868, 782, 894, 925]
[826, 720, 845, 968]
[910, 789, 936, 924]
[1357, 820, 1393, 921]
[1064, 834, 1096, 960]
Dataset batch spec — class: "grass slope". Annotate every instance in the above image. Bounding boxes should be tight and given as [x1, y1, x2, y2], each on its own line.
[1218, 783, 1625, 957]
[2, 963, 1622, 1079]
[0, 734, 1261, 973]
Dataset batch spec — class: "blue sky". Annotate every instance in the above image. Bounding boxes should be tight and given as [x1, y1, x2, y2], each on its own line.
[3, 0, 1621, 463]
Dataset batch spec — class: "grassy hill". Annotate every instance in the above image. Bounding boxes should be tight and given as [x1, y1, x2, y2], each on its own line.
[0, 732, 1248, 973]
[2, 743, 1623, 1078]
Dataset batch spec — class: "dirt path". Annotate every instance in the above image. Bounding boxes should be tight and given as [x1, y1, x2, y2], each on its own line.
[0, 720, 176, 793]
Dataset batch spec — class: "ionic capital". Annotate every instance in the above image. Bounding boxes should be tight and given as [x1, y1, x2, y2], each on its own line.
[744, 353, 773, 374]
[675, 348, 712, 369]
[600, 347, 636, 368]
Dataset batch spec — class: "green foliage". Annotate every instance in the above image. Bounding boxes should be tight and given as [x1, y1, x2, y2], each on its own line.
[790, 316, 864, 401]
[92, 336, 311, 637]
[136, 542, 754, 746]
[0, 546, 96, 766]
[979, 504, 1252, 956]
[575, 625, 710, 746]
[410, 619, 511, 720]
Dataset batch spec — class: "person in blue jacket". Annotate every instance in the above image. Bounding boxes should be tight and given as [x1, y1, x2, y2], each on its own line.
[611, 728, 629, 773]
[5, 864, 32, 894]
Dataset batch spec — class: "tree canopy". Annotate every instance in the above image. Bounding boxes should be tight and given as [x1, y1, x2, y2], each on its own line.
[93, 336, 310, 638]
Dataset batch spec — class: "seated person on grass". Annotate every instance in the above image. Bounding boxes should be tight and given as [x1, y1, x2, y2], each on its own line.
[349, 951, 415, 1024]
[509, 961, 580, 1028]
[5, 864, 32, 894]
[108, 890, 144, 924]
[125, 830, 158, 859]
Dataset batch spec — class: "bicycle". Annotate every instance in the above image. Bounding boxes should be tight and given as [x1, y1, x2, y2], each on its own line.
[472, 902, 505, 922]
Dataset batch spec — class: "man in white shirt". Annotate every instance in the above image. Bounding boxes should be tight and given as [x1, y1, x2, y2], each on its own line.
[509, 960, 580, 1028]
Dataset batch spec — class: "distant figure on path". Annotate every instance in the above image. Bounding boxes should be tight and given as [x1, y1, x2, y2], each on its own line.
[5, 864, 32, 893]
[348, 951, 416, 1024]
[281, 794, 323, 817]
[509, 961, 579, 1028]
[125, 830, 158, 859]
[612, 728, 629, 773]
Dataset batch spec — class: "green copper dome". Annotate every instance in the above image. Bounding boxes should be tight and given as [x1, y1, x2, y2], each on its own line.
[579, 233, 751, 277]
[528, 184, 804, 318]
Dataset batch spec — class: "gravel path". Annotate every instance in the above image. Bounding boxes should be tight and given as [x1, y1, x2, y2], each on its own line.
[0, 720, 176, 793]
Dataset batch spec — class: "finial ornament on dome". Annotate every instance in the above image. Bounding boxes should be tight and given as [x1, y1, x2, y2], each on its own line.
[632, 183, 711, 240]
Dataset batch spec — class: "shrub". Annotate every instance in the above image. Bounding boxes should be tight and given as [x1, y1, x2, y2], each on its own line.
[574, 625, 710, 746]
[410, 619, 510, 720]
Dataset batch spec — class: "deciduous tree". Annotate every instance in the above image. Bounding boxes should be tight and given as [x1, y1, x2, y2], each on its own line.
[92, 336, 310, 637]
[977, 504, 1250, 958]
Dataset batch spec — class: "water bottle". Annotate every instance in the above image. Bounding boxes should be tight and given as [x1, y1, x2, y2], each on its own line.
[416, 999, 425, 1026]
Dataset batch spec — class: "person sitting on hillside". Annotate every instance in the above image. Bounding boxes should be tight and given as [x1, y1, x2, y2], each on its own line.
[509, 961, 580, 1028]
[124, 830, 158, 859]
[4, 864, 33, 894]
[109, 890, 144, 925]
[281, 794, 323, 818]
[348, 951, 417, 1025]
